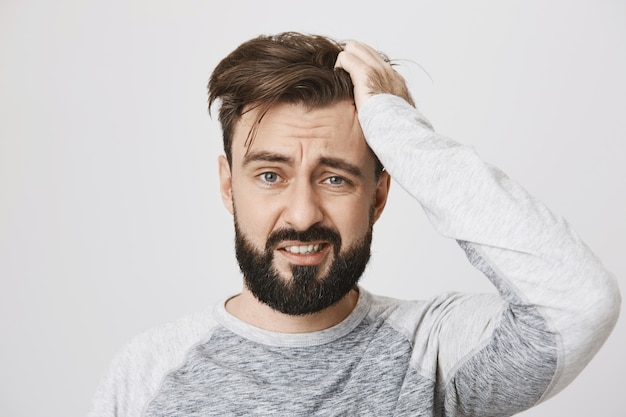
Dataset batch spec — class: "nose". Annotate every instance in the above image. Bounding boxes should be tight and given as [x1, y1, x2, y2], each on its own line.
[282, 180, 324, 231]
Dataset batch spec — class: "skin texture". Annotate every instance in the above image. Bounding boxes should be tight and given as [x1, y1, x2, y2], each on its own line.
[219, 100, 391, 332]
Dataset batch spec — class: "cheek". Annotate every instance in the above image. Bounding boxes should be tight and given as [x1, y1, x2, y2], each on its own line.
[330, 199, 373, 241]
[232, 191, 278, 247]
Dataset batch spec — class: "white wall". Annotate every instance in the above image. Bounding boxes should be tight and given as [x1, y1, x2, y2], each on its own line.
[1, 0, 624, 415]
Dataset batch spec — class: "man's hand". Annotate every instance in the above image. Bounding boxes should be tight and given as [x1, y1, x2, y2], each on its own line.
[335, 41, 414, 110]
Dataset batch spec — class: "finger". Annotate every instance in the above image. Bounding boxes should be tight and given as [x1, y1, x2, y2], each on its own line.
[335, 49, 372, 108]
[341, 41, 390, 72]
[335, 41, 414, 108]
[335, 47, 368, 79]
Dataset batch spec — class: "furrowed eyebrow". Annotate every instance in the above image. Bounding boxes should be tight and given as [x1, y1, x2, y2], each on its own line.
[319, 157, 363, 179]
[242, 152, 364, 179]
[242, 151, 293, 166]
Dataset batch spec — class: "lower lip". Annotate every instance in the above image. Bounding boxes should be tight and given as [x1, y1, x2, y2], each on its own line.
[277, 245, 332, 266]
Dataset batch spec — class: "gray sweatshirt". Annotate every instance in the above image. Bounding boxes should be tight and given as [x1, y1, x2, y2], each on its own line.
[89, 94, 620, 417]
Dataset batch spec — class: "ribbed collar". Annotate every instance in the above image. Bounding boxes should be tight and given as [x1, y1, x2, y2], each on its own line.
[213, 288, 372, 348]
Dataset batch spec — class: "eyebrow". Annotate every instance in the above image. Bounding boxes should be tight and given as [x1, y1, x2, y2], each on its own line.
[242, 151, 364, 179]
[242, 151, 293, 166]
[318, 156, 363, 179]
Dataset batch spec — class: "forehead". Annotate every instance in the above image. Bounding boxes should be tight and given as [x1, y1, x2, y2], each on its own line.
[231, 101, 375, 170]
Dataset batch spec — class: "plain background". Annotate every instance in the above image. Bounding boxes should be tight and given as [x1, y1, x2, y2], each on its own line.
[1, 0, 624, 416]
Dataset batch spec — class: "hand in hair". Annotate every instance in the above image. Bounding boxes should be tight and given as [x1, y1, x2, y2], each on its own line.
[335, 41, 414, 109]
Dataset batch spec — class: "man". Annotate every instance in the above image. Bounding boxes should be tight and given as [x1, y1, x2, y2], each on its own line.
[89, 32, 620, 416]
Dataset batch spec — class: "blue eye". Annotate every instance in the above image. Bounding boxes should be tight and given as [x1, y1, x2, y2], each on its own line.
[327, 176, 345, 185]
[260, 172, 279, 183]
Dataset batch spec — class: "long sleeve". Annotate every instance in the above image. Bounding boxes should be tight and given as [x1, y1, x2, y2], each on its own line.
[359, 94, 620, 415]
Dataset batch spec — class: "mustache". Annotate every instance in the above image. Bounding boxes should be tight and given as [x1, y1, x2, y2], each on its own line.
[265, 225, 342, 252]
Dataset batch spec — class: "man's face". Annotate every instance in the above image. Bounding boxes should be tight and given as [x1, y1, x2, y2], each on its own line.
[218, 100, 390, 315]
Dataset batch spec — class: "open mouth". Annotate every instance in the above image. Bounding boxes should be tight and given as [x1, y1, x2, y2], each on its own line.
[276, 242, 332, 266]
[282, 243, 326, 255]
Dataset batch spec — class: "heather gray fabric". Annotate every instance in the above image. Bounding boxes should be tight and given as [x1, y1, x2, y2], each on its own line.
[146, 300, 420, 416]
[89, 94, 620, 417]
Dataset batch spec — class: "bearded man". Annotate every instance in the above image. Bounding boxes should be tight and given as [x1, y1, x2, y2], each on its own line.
[89, 32, 620, 416]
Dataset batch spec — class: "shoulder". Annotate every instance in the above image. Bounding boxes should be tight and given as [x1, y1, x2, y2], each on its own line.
[115, 309, 221, 384]
[366, 290, 504, 333]
[125, 309, 219, 358]
[89, 309, 221, 417]
[363, 289, 507, 378]
[364, 289, 506, 353]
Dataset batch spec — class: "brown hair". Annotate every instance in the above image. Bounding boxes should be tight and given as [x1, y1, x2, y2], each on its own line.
[207, 32, 385, 176]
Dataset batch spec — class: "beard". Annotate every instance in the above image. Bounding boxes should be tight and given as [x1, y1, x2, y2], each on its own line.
[234, 219, 373, 316]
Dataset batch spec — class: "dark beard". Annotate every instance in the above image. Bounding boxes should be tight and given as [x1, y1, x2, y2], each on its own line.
[234, 222, 373, 316]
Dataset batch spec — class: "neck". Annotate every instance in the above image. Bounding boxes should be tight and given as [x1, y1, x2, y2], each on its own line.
[225, 287, 359, 333]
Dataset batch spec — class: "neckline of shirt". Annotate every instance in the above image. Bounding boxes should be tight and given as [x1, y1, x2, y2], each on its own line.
[213, 287, 372, 348]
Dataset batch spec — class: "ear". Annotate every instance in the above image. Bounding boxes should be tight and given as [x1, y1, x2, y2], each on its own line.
[372, 170, 391, 223]
[218, 155, 234, 215]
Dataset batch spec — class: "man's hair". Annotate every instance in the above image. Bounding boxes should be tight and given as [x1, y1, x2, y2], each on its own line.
[207, 32, 383, 176]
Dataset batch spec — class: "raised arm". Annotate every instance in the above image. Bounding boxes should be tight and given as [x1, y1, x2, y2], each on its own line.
[337, 41, 621, 414]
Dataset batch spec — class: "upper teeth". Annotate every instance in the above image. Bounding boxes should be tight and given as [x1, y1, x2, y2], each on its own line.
[284, 244, 321, 254]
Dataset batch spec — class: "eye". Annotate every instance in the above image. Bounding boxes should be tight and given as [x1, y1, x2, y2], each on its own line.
[325, 176, 346, 186]
[258, 171, 280, 184]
